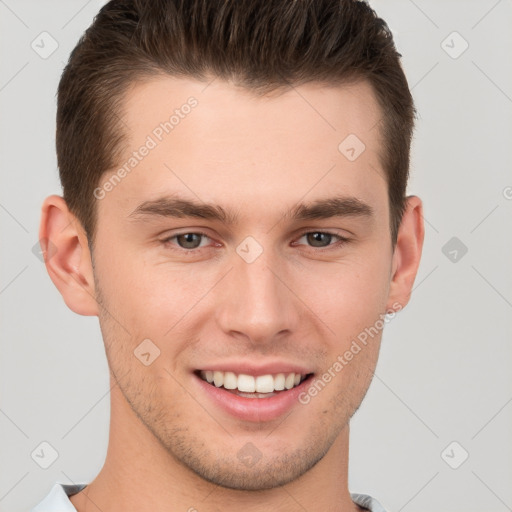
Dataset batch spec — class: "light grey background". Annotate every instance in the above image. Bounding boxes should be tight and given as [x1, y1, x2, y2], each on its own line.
[1, 1, 511, 511]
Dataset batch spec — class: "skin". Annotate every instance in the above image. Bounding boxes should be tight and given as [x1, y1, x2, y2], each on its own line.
[40, 76, 424, 512]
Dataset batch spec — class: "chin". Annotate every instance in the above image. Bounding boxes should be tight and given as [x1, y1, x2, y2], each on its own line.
[186, 454, 320, 491]
[160, 428, 334, 491]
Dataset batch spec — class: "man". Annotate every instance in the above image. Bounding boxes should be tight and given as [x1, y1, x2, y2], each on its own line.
[33, 0, 424, 510]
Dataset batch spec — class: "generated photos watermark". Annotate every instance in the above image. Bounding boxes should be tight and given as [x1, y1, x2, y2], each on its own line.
[298, 301, 403, 405]
[93, 96, 198, 200]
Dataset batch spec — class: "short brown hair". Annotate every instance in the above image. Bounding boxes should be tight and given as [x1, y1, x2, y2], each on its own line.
[56, 0, 415, 247]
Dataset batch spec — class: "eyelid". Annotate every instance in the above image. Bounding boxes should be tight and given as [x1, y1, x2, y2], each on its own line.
[161, 230, 216, 249]
[161, 229, 350, 252]
[292, 229, 350, 251]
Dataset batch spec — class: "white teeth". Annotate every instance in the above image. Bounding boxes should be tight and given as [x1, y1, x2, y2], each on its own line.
[285, 373, 295, 390]
[223, 371, 237, 390]
[255, 374, 274, 393]
[213, 371, 224, 387]
[238, 374, 256, 392]
[199, 370, 307, 394]
[274, 373, 285, 391]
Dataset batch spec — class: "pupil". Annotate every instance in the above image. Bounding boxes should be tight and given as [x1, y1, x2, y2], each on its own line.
[308, 232, 331, 247]
[179, 233, 201, 249]
[176, 233, 331, 250]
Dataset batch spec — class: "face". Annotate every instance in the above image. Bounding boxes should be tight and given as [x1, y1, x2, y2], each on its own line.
[91, 76, 398, 490]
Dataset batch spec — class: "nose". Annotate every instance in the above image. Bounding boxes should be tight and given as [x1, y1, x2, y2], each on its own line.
[215, 244, 299, 346]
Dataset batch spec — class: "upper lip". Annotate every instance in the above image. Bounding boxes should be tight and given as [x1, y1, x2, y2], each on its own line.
[195, 360, 313, 376]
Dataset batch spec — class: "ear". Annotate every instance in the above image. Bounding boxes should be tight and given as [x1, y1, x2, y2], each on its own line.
[39, 195, 99, 316]
[386, 195, 425, 312]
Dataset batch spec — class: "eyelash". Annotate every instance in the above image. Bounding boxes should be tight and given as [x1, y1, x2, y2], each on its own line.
[161, 230, 350, 253]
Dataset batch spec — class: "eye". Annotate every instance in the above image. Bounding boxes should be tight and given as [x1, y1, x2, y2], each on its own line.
[161, 230, 349, 254]
[162, 231, 213, 251]
[293, 231, 349, 250]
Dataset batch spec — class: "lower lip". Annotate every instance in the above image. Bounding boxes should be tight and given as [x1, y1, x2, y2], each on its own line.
[194, 373, 313, 422]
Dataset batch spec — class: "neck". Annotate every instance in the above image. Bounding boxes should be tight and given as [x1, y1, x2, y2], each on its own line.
[70, 379, 362, 512]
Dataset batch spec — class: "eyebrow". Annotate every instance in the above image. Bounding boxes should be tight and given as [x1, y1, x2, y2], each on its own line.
[128, 194, 374, 225]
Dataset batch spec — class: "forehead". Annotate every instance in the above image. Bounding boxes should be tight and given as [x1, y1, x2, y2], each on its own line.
[98, 75, 388, 226]
[121, 75, 383, 151]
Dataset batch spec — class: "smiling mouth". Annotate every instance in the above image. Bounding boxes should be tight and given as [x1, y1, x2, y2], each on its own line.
[196, 370, 313, 398]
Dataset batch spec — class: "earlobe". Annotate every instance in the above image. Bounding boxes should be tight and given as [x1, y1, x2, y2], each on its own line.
[386, 195, 425, 312]
[39, 195, 99, 316]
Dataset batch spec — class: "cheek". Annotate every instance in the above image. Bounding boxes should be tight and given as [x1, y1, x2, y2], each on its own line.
[94, 254, 213, 375]
[95, 252, 185, 329]
[94, 230, 391, 348]
[301, 255, 391, 331]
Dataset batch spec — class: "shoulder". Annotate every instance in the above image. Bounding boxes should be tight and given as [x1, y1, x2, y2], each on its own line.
[351, 492, 390, 512]
[31, 482, 88, 512]
[31, 485, 388, 512]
